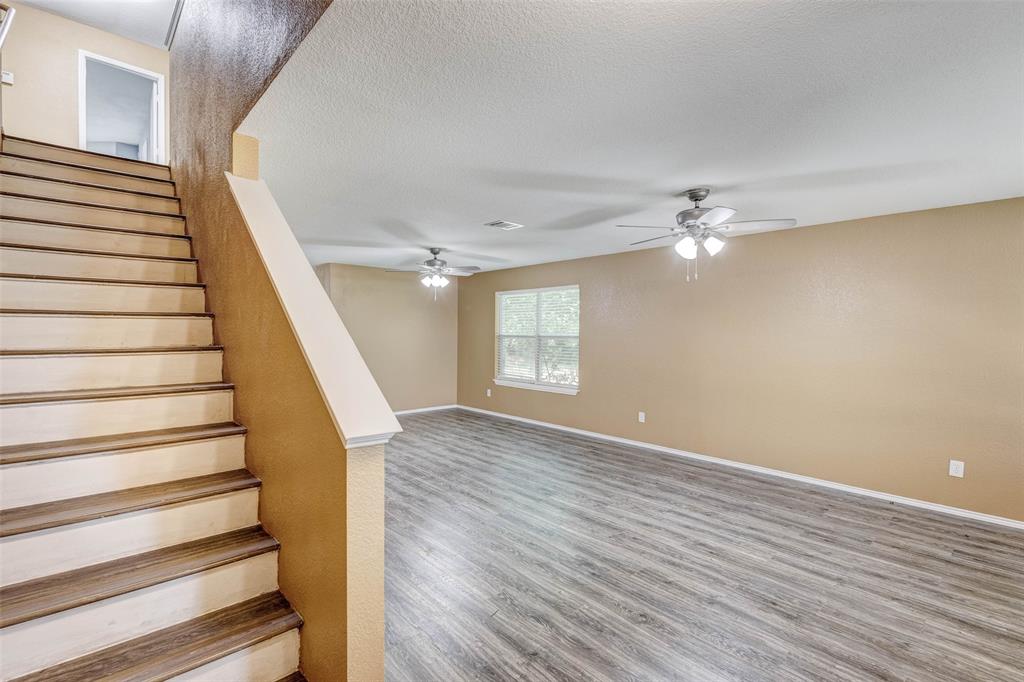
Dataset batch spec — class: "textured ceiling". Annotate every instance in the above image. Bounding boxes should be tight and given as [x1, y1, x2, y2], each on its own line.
[20, 0, 177, 48]
[239, 0, 1024, 272]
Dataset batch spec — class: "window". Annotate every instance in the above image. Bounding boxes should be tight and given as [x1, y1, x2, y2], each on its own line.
[496, 285, 580, 394]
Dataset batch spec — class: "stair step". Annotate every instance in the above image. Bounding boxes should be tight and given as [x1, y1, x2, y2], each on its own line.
[0, 244, 198, 283]
[0, 275, 207, 313]
[0, 219, 192, 258]
[1, 195, 186, 235]
[0, 154, 177, 197]
[1, 488, 259, 587]
[0, 173, 180, 213]
[0, 470, 260, 538]
[0, 380, 232, 405]
[2, 135, 172, 181]
[0, 346, 222, 394]
[0, 384, 233, 446]
[0, 310, 214, 351]
[1, 526, 278, 627]
[277, 672, 307, 682]
[1, 424, 245, 508]
[0, 418, 243, 465]
[11, 592, 301, 682]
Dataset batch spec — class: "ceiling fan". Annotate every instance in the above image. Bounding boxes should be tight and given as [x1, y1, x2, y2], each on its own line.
[617, 187, 796, 267]
[388, 247, 481, 297]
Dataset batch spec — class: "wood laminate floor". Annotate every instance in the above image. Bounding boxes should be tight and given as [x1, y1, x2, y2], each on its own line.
[385, 409, 1024, 681]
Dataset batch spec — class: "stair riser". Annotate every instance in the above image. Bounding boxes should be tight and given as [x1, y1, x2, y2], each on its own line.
[0, 247, 197, 283]
[0, 489, 259, 586]
[171, 630, 300, 682]
[0, 220, 192, 258]
[0, 553, 279, 679]
[1, 195, 185, 235]
[0, 174, 180, 214]
[0, 390, 233, 446]
[0, 278, 206, 313]
[1, 437, 245, 508]
[0, 351, 222, 394]
[1, 138, 172, 181]
[0, 156, 176, 197]
[0, 314, 214, 351]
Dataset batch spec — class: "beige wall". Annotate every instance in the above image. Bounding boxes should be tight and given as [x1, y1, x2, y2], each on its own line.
[318, 263, 458, 412]
[1, 1, 169, 151]
[458, 198, 1024, 521]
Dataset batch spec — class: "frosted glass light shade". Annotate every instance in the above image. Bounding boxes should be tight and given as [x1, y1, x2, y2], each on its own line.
[674, 236, 698, 260]
[703, 234, 726, 256]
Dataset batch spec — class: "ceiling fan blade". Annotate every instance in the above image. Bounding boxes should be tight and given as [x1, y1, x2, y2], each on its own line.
[444, 268, 480, 276]
[629, 234, 677, 246]
[700, 206, 736, 226]
[444, 265, 481, 272]
[718, 218, 797, 232]
[616, 224, 676, 229]
[385, 267, 426, 273]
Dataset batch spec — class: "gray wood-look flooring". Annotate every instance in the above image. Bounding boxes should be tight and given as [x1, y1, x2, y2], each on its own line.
[385, 409, 1024, 682]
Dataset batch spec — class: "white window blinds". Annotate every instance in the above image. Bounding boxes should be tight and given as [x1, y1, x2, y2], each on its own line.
[496, 285, 580, 390]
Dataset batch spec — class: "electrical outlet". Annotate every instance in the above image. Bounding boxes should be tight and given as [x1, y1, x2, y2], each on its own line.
[948, 459, 965, 478]
[638, 411, 646, 423]
[1, 71, 13, 86]
[486, 388, 492, 397]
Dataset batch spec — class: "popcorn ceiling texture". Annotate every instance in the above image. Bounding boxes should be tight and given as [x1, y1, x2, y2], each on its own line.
[168, 2, 353, 679]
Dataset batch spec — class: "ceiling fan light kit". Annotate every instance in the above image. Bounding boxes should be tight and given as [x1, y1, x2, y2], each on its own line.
[618, 187, 796, 280]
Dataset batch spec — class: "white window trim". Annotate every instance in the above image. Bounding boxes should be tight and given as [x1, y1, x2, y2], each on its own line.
[495, 284, 580, 395]
[494, 378, 579, 395]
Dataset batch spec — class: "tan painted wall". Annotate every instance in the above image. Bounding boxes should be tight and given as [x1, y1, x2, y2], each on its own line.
[459, 198, 1024, 521]
[317, 263, 458, 412]
[1, 1, 169, 152]
[168, 1, 345, 679]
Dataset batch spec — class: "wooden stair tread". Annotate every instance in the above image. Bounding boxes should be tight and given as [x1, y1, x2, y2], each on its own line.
[0, 242, 196, 263]
[0, 152, 177, 188]
[0, 381, 233, 405]
[0, 273, 205, 288]
[2, 134, 172, 173]
[0, 308, 213, 317]
[0, 192, 186, 220]
[0, 421, 246, 465]
[0, 170, 181, 202]
[10, 592, 301, 682]
[0, 470, 260, 537]
[0, 217, 191, 241]
[0, 345, 223, 357]
[0, 527, 278, 627]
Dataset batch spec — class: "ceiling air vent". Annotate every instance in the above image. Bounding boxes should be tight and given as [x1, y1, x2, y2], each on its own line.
[485, 220, 524, 231]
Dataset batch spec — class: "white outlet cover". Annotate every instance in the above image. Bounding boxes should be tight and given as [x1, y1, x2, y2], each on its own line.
[949, 459, 965, 478]
[638, 411, 646, 423]
[486, 388, 492, 397]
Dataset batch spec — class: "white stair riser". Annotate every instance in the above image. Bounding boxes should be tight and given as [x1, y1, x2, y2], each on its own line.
[0, 553, 279, 679]
[1, 139, 172, 181]
[0, 174, 180, 214]
[0, 489, 259, 586]
[0, 247, 197, 283]
[0, 278, 206, 313]
[172, 630, 300, 682]
[0, 390, 233, 446]
[0, 436, 245, 508]
[0, 195, 184, 235]
[0, 314, 213, 351]
[0, 220, 192, 258]
[0, 351, 222, 394]
[0, 156, 177, 197]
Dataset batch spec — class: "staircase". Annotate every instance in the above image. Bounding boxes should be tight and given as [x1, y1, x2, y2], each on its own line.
[0, 135, 304, 681]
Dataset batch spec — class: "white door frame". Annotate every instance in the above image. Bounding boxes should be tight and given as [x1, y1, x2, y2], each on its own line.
[77, 49, 166, 164]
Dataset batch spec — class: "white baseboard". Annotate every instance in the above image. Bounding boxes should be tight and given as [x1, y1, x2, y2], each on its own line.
[394, 404, 459, 416]
[454, 405, 1024, 531]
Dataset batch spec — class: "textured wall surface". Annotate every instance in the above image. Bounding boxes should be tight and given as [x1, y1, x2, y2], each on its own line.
[2, 1, 169, 150]
[168, 2, 342, 679]
[317, 263, 458, 412]
[459, 198, 1024, 521]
